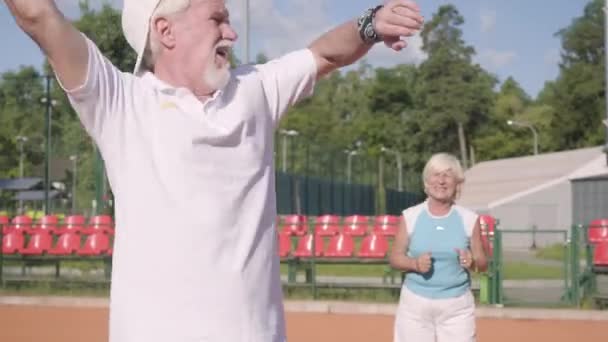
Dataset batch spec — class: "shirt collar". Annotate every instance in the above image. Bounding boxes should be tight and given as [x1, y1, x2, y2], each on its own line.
[139, 71, 225, 103]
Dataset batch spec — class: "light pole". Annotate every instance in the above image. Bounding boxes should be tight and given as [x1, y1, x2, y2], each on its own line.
[244, 0, 250, 63]
[279, 129, 298, 173]
[16, 135, 28, 213]
[507, 120, 539, 155]
[69, 155, 78, 214]
[15, 135, 28, 179]
[41, 94, 58, 214]
[381, 146, 403, 192]
[345, 150, 359, 184]
[604, 4, 608, 164]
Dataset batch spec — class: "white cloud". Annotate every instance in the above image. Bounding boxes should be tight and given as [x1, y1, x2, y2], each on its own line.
[478, 49, 517, 69]
[229, 0, 332, 59]
[365, 34, 427, 68]
[228, 0, 425, 68]
[479, 9, 496, 34]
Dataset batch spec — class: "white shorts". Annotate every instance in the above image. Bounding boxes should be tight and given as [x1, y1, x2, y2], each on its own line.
[393, 286, 476, 342]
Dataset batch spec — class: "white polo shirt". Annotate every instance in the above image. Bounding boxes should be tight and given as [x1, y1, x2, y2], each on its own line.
[64, 37, 317, 342]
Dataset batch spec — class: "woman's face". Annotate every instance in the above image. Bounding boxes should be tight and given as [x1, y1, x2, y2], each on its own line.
[425, 168, 459, 202]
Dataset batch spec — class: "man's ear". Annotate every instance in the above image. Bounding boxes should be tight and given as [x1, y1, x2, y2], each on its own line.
[153, 16, 176, 49]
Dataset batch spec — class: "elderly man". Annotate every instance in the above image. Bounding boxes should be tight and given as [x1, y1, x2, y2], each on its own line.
[5, 0, 423, 341]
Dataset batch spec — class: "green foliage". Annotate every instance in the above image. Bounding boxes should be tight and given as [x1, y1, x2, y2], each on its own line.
[544, 0, 606, 149]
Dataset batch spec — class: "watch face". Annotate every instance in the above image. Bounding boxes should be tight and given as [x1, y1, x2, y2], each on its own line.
[358, 7, 379, 43]
[365, 24, 376, 40]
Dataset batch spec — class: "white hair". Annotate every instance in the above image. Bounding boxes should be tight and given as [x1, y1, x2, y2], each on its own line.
[422, 153, 465, 199]
[142, 0, 191, 71]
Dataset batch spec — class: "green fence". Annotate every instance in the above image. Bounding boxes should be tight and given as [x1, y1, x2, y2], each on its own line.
[486, 229, 571, 307]
[276, 172, 375, 216]
[276, 171, 423, 216]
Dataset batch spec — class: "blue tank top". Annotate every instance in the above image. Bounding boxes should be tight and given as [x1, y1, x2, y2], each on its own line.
[402, 201, 477, 299]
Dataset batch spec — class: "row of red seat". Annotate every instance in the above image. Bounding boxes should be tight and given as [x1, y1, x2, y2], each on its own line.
[2, 231, 112, 256]
[279, 214, 400, 237]
[587, 219, 608, 267]
[279, 233, 389, 259]
[588, 219, 608, 243]
[594, 242, 608, 267]
[0, 214, 114, 235]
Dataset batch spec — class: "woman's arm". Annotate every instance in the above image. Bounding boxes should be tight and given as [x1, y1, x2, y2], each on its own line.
[389, 219, 431, 273]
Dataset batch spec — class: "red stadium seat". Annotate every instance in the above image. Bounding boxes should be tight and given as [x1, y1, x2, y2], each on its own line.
[78, 233, 110, 256]
[293, 233, 324, 257]
[358, 233, 389, 259]
[0, 215, 9, 233]
[324, 233, 354, 258]
[58, 215, 86, 234]
[278, 232, 291, 258]
[5, 215, 32, 235]
[48, 233, 81, 256]
[314, 214, 340, 236]
[589, 219, 608, 244]
[84, 215, 115, 234]
[2, 232, 24, 255]
[373, 215, 399, 236]
[281, 215, 307, 236]
[21, 232, 53, 255]
[479, 214, 496, 257]
[593, 242, 608, 266]
[342, 215, 369, 236]
[28, 215, 59, 235]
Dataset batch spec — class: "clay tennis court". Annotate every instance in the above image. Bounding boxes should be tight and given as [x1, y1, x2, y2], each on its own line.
[0, 303, 607, 342]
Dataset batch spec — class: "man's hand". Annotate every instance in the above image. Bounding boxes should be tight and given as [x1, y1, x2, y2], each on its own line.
[374, 0, 424, 51]
[5, 0, 89, 90]
[4, 0, 57, 29]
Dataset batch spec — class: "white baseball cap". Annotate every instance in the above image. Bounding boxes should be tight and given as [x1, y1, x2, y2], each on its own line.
[122, 0, 163, 76]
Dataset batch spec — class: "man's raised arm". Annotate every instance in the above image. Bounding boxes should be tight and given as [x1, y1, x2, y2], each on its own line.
[309, 0, 423, 79]
[5, 0, 88, 89]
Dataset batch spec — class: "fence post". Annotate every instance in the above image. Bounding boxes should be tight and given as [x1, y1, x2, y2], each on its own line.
[570, 225, 581, 307]
[486, 232, 495, 305]
[309, 220, 318, 300]
[0, 226, 3, 286]
[494, 228, 503, 305]
[530, 224, 538, 250]
[581, 224, 597, 298]
[562, 230, 570, 304]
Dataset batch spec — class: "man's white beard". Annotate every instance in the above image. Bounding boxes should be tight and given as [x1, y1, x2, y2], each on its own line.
[204, 59, 230, 91]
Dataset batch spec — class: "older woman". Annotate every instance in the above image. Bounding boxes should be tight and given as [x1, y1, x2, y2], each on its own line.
[390, 153, 487, 342]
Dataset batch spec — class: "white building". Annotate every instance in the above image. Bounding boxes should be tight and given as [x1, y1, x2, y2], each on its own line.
[458, 146, 608, 248]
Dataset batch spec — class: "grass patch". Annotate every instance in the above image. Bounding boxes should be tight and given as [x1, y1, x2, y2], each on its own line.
[503, 262, 564, 280]
[535, 243, 587, 262]
[280, 264, 390, 278]
[535, 244, 569, 261]
[61, 260, 108, 272]
[281, 261, 565, 280]
[282, 287, 400, 303]
[0, 281, 109, 297]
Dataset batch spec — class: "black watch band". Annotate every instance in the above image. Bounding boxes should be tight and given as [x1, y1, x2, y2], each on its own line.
[358, 5, 384, 45]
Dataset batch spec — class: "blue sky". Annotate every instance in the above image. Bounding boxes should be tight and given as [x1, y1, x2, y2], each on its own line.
[0, 0, 589, 98]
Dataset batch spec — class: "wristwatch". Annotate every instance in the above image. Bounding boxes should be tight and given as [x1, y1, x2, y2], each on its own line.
[357, 5, 384, 44]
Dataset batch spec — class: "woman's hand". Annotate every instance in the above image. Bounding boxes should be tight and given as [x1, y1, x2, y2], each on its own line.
[415, 252, 432, 273]
[456, 248, 473, 270]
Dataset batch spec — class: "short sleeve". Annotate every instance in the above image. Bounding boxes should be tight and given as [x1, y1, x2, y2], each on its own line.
[256, 49, 317, 125]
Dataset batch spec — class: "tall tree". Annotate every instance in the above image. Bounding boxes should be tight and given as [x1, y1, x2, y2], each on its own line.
[414, 5, 495, 168]
[546, 0, 605, 149]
